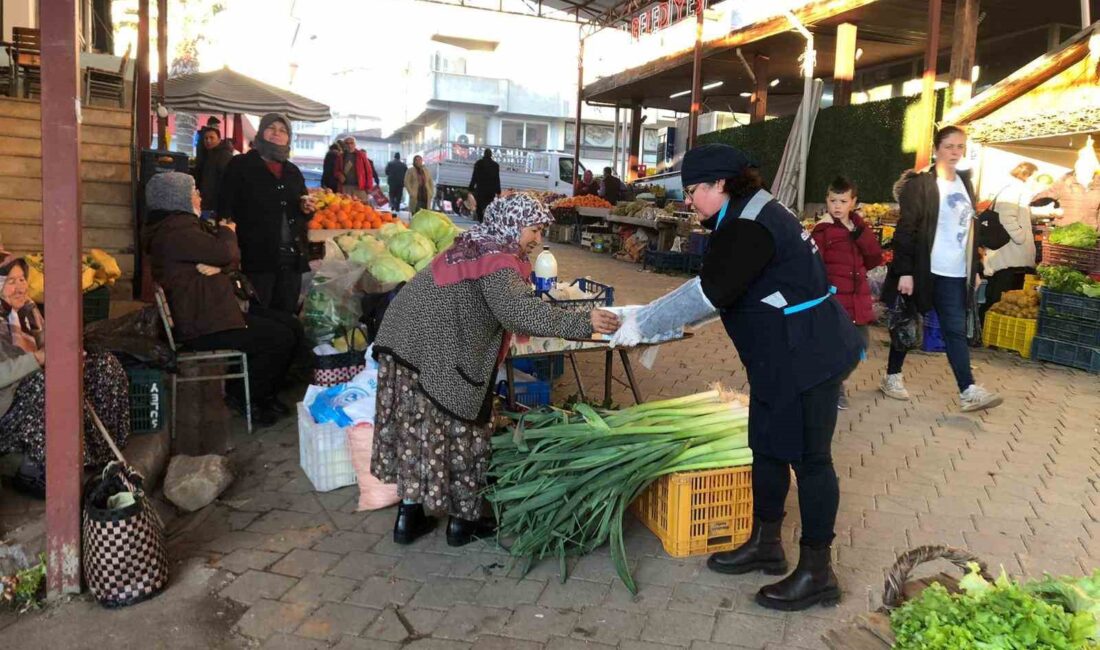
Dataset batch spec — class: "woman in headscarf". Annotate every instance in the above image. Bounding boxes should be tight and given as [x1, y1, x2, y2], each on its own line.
[371, 193, 620, 547]
[403, 155, 435, 214]
[0, 256, 130, 497]
[218, 112, 316, 315]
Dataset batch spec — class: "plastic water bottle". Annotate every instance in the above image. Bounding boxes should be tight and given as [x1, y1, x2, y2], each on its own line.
[533, 246, 558, 295]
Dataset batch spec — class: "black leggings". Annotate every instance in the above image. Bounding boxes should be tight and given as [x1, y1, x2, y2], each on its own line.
[183, 305, 299, 401]
[752, 375, 842, 547]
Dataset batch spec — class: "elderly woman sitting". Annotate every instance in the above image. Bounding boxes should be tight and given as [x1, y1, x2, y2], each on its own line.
[143, 172, 300, 427]
[0, 256, 130, 497]
[371, 193, 620, 547]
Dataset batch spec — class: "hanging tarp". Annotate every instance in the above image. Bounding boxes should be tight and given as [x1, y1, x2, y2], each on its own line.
[771, 79, 824, 210]
[159, 67, 331, 122]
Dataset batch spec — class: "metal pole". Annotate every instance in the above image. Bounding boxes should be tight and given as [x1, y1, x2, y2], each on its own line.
[41, 0, 84, 598]
[156, 0, 168, 150]
[797, 34, 813, 214]
[687, 2, 705, 149]
[1082, 0, 1091, 28]
[611, 105, 620, 173]
[915, 0, 943, 170]
[136, 0, 150, 149]
[572, 32, 584, 191]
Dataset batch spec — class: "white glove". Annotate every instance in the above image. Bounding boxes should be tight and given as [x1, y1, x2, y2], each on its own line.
[608, 310, 642, 348]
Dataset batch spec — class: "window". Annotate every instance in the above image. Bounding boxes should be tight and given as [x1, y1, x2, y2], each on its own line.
[466, 114, 488, 145]
[501, 120, 549, 150]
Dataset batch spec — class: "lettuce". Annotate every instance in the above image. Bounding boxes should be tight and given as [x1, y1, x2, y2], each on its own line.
[387, 231, 436, 266]
[1049, 223, 1099, 249]
[367, 254, 416, 284]
[346, 236, 387, 265]
[411, 210, 455, 243]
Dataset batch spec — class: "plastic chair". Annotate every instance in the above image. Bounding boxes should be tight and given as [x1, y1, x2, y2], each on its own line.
[153, 285, 251, 434]
[10, 27, 41, 98]
[84, 43, 131, 107]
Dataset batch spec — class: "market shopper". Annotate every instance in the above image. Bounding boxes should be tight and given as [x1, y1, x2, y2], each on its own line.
[370, 193, 619, 548]
[981, 162, 1038, 321]
[599, 167, 625, 204]
[468, 148, 501, 222]
[575, 169, 599, 196]
[337, 136, 380, 202]
[880, 126, 1005, 412]
[386, 153, 408, 212]
[218, 113, 315, 314]
[405, 155, 435, 214]
[321, 140, 344, 193]
[610, 143, 863, 611]
[195, 127, 235, 216]
[811, 176, 883, 409]
[145, 172, 299, 427]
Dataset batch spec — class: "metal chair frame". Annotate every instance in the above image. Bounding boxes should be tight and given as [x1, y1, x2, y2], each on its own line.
[153, 286, 252, 434]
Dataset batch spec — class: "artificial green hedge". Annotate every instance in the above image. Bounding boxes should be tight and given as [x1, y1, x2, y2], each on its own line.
[698, 92, 947, 203]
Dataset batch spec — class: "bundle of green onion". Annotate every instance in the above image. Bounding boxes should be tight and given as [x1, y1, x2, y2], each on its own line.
[486, 389, 751, 593]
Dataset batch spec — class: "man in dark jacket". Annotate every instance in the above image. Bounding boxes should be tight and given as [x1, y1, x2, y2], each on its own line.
[321, 141, 343, 192]
[218, 113, 315, 315]
[468, 148, 502, 222]
[385, 152, 407, 212]
[599, 167, 624, 204]
[195, 127, 235, 215]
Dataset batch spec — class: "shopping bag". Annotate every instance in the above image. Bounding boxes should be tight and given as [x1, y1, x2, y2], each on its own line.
[887, 295, 922, 352]
[346, 423, 399, 511]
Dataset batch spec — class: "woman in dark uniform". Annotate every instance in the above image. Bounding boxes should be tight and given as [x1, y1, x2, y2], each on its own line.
[612, 144, 862, 611]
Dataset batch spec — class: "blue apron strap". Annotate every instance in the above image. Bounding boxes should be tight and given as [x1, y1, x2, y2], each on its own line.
[782, 286, 837, 315]
[714, 199, 730, 229]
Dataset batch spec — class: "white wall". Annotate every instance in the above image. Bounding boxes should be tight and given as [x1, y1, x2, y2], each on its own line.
[3, 0, 36, 41]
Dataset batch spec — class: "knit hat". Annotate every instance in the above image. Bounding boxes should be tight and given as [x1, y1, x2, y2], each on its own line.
[145, 171, 197, 216]
[253, 112, 292, 162]
[680, 144, 757, 187]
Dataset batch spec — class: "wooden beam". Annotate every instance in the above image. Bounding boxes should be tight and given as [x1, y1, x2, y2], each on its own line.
[947, 0, 979, 107]
[751, 54, 769, 123]
[833, 23, 857, 107]
[915, 0, 942, 170]
[40, 0, 84, 598]
[136, 0, 150, 150]
[687, 3, 705, 149]
[584, 0, 879, 100]
[946, 22, 1096, 125]
[627, 104, 642, 181]
[156, 0, 168, 150]
[572, 34, 584, 190]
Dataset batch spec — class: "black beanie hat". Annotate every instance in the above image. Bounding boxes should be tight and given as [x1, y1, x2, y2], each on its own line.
[680, 144, 757, 187]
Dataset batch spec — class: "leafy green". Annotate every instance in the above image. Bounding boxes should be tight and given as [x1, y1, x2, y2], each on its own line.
[1038, 265, 1097, 296]
[410, 210, 456, 244]
[366, 254, 416, 283]
[1027, 571, 1100, 640]
[891, 565, 1096, 649]
[386, 231, 436, 266]
[1049, 223, 1100, 249]
[346, 236, 387, 265]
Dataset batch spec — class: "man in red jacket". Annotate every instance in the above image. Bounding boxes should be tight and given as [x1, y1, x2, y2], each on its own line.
[811, 177, 883, 409]
[337, 136, 380, 202]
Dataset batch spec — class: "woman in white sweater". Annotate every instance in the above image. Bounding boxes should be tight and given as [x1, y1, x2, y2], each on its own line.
[982, 162, 1038, 320]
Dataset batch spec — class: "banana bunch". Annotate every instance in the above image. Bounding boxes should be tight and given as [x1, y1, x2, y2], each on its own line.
[20, 249, 122, 303]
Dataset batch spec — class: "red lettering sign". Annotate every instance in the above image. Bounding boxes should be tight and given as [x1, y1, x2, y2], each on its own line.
[629, 0, 706, 40]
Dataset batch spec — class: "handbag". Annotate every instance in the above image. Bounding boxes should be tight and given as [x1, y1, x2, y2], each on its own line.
[887, 295, 922, 352]
[975, 189, 1012, 251]
[313, 344, 367, 387]
[81, 404, 169, 608]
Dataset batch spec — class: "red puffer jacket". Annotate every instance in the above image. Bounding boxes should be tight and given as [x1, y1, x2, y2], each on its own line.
[811, 212, 883, 325]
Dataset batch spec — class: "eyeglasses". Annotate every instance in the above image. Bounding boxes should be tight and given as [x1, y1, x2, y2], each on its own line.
[683, 184, 702, 198]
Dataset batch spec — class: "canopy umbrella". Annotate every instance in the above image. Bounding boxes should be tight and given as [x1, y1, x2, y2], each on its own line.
[771, 79, 824, 211]
[158, 66, 331, 122]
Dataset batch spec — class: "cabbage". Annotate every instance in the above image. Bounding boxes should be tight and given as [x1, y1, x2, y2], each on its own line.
[414, 257, 432, 272]
[379, 222, 407, 241]
[334, 233, 360, 256]
[367, 254, 416, 283]
[346, 236, 387, 265]
[411, 210, 456, 244]
[434, 227, 459, 252]
[387, 231, 436, 266]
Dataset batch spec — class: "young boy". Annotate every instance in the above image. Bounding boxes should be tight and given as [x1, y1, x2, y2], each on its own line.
[811, 177, 883, 409]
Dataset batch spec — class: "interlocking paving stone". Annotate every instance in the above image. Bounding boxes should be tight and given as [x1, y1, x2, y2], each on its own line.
[345, 576, 421, 609]
[220, 570, 299, 605]
[327, 551, 400, 580]
[234, 600, 314, 640]
[295, 602, 375, 641]
[640, 609, 716, 647]
[281, 574, 359, 605]
[270, 548, 343, 577]
[431, 604, 510, 641]
[361, 607, 411, 643]
[215, 549, 284, 574]
[500, 605, 581, 643]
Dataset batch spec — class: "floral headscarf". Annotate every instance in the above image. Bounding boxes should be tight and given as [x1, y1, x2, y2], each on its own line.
[0, 258, 43, 353]
[431, 193, 554, 287]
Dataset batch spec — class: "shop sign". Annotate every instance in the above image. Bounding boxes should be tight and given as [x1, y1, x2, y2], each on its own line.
[629, 0, 707, 40]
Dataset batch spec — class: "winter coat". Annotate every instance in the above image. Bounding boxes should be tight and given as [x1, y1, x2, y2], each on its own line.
[600, 175, 624, 204]
[373, 268, 592, 424]
[469, 157, 501, 199]
[882, 168, 982, 314]
[811, 212, 883, 325]
[197, 140, 235, 212]
[385, 159, 408, 191]
[217, 149, 310, 274]
[336, 150, 379, 193]
[321, 146, 342, 192]
[143, 211, 246, 341]
[404, 164, 435, 209]
[984, 178, 1037, 275]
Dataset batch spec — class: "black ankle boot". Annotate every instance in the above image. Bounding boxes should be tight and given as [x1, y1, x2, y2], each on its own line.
[755, 544, 841, 611]
[446, 516, 496, 547]
[393, 502, 436, 545]
[706, 516, 787, 575]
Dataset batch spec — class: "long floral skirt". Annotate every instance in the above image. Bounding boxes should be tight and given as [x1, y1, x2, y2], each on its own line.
[0, 351, 131, 467]
[370, 354, 491, 520]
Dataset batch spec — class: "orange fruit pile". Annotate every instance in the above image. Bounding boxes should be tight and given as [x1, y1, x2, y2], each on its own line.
[308, 195, 397, 231]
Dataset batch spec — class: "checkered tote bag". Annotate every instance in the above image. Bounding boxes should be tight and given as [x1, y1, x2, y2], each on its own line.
[82, 404, 169, 608]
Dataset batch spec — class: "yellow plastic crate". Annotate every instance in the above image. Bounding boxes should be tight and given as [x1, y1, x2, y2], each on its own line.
[631, 465, 752, 558]
[1023, 274, 1042, 293]
[982, 312, 1038, 359]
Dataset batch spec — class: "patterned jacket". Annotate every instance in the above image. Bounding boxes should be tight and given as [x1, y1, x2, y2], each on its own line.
[373, 268, 593, 423]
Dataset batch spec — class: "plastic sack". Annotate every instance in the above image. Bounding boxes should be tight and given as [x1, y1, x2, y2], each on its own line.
[346, 423, 398, 511]
[867, 266, 888, 301]
[887, 295, 922, 352]
[303, 260, 366, 344]
[305, 348, 377, 428]
[83, 306, 175, 369]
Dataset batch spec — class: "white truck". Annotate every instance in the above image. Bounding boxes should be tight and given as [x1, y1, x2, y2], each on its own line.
[422, 143, 585, 198]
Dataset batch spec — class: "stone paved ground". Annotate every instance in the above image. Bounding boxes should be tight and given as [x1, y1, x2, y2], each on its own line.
[4, 244, 1100, 649]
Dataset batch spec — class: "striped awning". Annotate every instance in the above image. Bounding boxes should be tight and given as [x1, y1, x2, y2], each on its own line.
[159, 67, 331, 122]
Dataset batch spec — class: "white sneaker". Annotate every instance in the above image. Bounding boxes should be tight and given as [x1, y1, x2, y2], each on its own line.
[880, 373, 910, 401]
[959, 384, 1003, 412]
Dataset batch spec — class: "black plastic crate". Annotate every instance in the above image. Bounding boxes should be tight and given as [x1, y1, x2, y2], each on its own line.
[643, 250, 690, 273]
[1037, 312, 1100, 347]
[543, 278, 614, 312]
[126, 367, 168, 434]
[1031, 336, 1100, 373]
[83, 286, 111, 324]
[1039, 288, 1100, 324]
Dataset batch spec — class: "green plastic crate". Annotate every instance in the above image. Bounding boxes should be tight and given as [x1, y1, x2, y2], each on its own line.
[126, 367, 169, 434]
